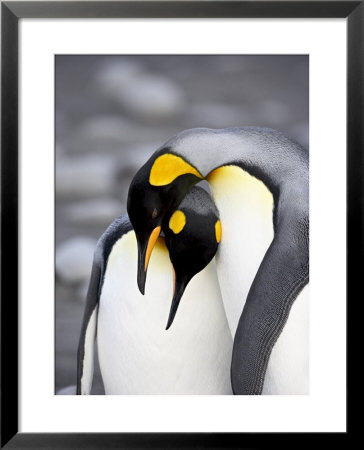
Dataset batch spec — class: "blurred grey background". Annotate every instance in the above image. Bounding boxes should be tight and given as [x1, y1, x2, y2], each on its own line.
[55, 55, 308, 395]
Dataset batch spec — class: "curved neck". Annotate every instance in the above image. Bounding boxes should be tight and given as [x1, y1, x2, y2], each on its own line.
[166, 127, 308, 196]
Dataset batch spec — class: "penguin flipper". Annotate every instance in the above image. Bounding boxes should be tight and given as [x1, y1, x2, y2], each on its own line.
[76, 214, 133, 395]
[231, 214, 309, 395]
[76, 249, 102, 395]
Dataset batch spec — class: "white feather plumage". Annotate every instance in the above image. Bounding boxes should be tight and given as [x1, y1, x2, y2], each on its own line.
[97, 232, 233, 394]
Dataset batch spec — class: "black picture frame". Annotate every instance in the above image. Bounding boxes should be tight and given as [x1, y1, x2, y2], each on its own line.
[1, 1, 360, 448]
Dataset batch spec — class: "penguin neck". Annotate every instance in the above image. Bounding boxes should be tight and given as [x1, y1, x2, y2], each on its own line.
[168, 127, 308, 195]
[207, 165, 274, 336]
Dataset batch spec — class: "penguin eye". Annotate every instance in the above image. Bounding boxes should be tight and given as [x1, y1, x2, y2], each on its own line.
[152, 208, 158, 219]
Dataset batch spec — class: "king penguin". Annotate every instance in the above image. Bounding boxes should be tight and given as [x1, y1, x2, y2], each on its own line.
[77, 186, 233, 395]
[127, 126, 309, 395]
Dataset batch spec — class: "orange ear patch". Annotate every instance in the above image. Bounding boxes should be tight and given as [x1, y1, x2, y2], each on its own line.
[149, 154, 203, 186]
[169, 210, 186, 234]
[215, 220, 222, 243]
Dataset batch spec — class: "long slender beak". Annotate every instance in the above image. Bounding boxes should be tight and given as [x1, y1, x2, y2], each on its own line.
[137, 225, 161, 294]
[165, 271, 188, 330]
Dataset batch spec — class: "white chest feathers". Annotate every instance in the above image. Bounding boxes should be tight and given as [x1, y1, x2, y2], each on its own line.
[97, 231, 233, 395]
[208, 165, 274, 336]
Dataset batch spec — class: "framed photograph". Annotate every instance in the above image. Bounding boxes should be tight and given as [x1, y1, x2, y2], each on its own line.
[2, 1, 360, 447]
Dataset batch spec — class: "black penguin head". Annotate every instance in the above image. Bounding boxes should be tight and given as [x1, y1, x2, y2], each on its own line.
[163, 186, 221, 330]
[127, 149, 203, 294]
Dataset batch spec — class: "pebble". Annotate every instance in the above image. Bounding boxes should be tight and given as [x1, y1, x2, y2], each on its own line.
[66, 198, 124, 226]
[95, 59, 145, 93]
[56, 237, 97, 285]
[57, 385, 77, 395]
[56, 155, 116, 199]
[70, 116, 165, 154]
[115, 74, 185, 121]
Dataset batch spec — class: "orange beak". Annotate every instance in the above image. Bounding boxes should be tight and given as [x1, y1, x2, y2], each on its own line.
[137, 225, 161, 294]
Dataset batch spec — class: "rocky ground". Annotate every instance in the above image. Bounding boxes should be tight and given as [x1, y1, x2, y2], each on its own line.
[55, 55, 309, 394]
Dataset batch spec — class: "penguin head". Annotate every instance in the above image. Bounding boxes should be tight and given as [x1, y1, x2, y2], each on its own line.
[162, 186, 221, 330]
[127, 149, 203, 294]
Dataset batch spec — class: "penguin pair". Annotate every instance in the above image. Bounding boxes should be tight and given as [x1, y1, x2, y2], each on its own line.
[78, 126, 309, 395]
[126, 127, 309, 395]
[77, 187, 233, 395]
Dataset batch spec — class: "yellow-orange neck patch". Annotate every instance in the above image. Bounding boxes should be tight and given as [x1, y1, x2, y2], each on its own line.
[149, 154, 203, 186]
[169, 210, 186, 234]
[215, 220, 222, 243]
